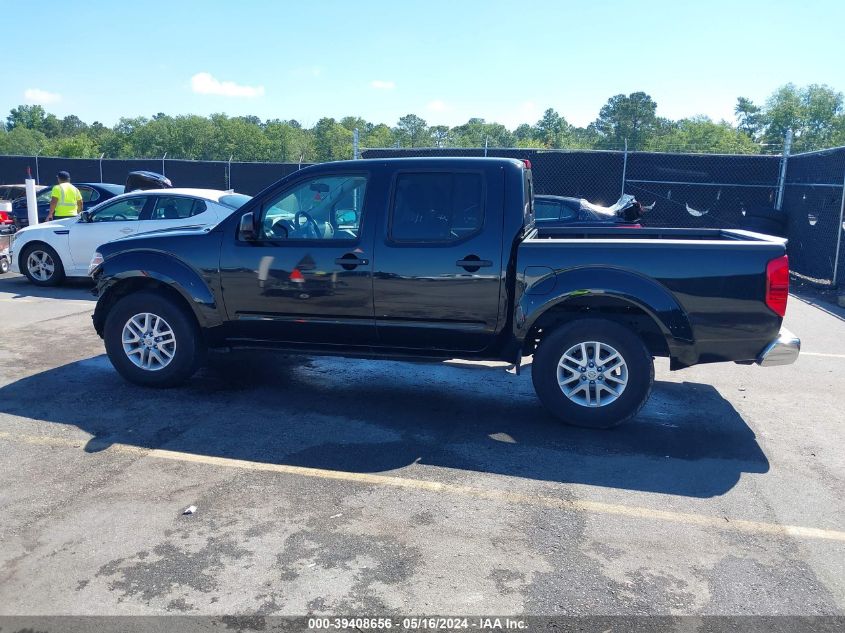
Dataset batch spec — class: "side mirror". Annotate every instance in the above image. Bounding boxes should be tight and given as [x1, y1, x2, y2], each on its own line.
[334, 209, 357, 226]
[239, 212, 257, 241]
[80, 211, 91, 223]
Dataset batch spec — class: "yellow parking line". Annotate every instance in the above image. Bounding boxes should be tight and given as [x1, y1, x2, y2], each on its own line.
[2, 429, 844, 543]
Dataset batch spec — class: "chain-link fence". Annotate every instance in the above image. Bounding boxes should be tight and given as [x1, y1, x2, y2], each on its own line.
[780, 147, 845, 286]
[0, 155, 308, 196]
[3, 146, 844, 286]
[362, 146, 845, 286]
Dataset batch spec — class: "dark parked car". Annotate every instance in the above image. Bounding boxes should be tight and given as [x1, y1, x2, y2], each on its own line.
[12, 183, 125, 229]
[91, 158, 799, 429]
[125, 171, 172, 192]
[534, 194, 647, 227]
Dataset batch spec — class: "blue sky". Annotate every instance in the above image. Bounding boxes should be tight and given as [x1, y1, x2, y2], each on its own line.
[3, 0, 844, 129]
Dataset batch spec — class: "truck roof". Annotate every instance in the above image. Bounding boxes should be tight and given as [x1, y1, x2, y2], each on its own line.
[312, 157, 529, 170]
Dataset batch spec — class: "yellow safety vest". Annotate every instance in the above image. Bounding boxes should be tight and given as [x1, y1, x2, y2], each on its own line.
[52, 183, 82, 217]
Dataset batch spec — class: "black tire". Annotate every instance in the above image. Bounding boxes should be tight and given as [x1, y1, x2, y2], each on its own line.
[20, 243, 65, 286]
[103, 291, 205, 388]
[531, 318, 654, 429]
[0, 257, 9, 274]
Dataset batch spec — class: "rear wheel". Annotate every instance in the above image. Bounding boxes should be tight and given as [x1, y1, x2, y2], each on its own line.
[21, 243, 65, 286]
[103, 291, 205, 387]
[531, 318, 654, 428]
[0, 257, 9, 274]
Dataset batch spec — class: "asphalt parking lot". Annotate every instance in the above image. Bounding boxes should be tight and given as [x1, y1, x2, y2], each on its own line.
[0, 273, 843, 616]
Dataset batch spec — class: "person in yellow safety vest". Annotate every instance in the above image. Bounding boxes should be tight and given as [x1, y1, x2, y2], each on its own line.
[47, 170, 83, 221]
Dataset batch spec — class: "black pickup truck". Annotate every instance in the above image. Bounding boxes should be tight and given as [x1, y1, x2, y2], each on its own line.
[90, 158, 799, 428]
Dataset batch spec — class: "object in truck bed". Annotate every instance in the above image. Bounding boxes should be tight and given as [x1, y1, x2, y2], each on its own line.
[534, 194, 652, 226]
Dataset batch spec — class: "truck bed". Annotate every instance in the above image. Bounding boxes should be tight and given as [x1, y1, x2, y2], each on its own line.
[517, 226, 788, 367]
[532, 225, 785, 243]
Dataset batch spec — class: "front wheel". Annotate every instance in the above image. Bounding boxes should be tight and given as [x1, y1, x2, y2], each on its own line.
[531, 318, 654, 428]
[103, 291, 205, 387]
[21, 243, 65, 286]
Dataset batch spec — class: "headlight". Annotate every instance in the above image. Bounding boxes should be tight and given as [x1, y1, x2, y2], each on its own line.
[88, 251, 104, 277]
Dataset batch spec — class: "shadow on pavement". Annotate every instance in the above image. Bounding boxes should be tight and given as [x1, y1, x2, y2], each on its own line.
[0, 273, 95, 301]
[0, 351, 768, 498]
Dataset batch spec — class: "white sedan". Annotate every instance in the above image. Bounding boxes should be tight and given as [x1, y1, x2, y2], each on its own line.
[11, 189, 251, 286]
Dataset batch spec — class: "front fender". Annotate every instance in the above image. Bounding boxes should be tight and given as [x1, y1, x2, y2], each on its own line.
[94, 251, 221, 331]
[516, 266, 696, 366]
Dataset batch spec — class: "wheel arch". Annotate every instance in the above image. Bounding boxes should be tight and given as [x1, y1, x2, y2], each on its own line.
[17, 238, 62, 272]
[93, 252, 222, 338]
[517, 267, 697, 367]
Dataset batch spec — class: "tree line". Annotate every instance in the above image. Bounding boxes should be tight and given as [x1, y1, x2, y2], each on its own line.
[1, 84, 843, 163]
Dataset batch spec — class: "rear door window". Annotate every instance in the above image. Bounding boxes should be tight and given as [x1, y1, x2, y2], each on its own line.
[79, 186, 98, 203]
[151, 196, 206, 220]
[390, 172, 484, 242]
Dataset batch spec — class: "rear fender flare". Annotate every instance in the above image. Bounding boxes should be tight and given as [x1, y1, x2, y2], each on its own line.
[516, 267, 695, 365]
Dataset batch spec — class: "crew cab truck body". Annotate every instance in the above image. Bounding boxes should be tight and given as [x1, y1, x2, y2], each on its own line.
[90, 158, 799, 428]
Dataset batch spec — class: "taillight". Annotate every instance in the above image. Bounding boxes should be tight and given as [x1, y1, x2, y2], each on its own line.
[765, 255, 789, 317]
[522, 159, 532, 170]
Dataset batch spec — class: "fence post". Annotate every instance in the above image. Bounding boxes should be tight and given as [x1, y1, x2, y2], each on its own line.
[484, 136, 489, 157]
[620, 138, 628, 198]
[35, 149, 41, 183]
[161, 152, 167, 177]
[353, 128, 359, 160]
[99, 153, 105, 183]
[227, 155, 233, 190]
[833, 166, 845, 287]
[775, 130, 793, 211]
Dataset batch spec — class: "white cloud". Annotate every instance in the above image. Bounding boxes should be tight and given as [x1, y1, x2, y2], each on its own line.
[190, 72, 265, 98]
[427, 100, 449, 112]
[24, 88, 61, 104]
[370, 80, 396, 90]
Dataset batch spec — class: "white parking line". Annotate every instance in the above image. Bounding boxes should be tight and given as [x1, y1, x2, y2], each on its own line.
[1, 429, 845, 544]
[801, 352, 845, 359]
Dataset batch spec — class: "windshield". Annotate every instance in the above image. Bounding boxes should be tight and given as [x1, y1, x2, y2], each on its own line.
[99, 184, 126, 195]
[219, 193, 252, 209]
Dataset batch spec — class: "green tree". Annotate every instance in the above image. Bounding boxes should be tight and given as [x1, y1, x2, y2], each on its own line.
[61, 115, 88, 136]
[0, 126, 47, 154]
[534, 108, 571, 147]
[429, 125, 451, 147]
[363, 123, 394, 149]
[42, 114, 63, 138]
[734, 97, 763, 139]
[394, 114, 428, 147]
[209, 113, 273, 161]
[312, 117, 353, 161]
[591, 92, 659, 150]
[44, 134, 100, 158]
[645, 116, 758, 154]
[450, 118, 514, 148]
[761, 84, 844, 152]
[6, 105, 48, 132]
